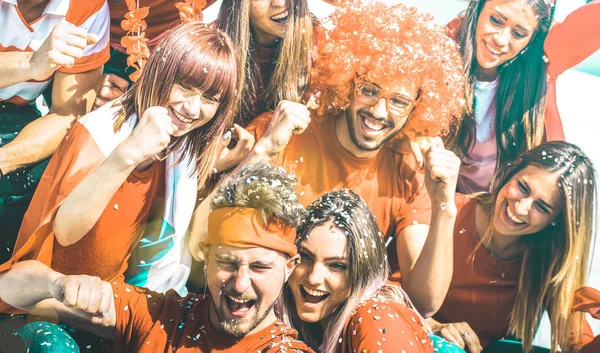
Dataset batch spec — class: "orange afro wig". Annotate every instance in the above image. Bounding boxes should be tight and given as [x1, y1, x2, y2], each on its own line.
[311, 0, 466, 138]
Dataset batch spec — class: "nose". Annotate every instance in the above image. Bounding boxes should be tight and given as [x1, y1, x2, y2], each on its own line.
[182, 94, 202, 119]
[231, 265, 252, 294]
[306, 263, 327, 287]
[514, 197, 533, 216]
[271, 0, 286, 8]
[370, 97, 388, 119]
[493, 28, 510, 48]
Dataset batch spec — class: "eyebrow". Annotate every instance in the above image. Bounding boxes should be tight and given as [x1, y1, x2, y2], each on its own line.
[215, 254, 275, 266]
[492, 9, 532, 34]
[521, 179, 555, 211]
[299, 246, 348, 262]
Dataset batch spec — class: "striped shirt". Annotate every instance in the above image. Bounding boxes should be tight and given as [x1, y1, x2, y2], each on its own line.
[0, 0, 110, 106]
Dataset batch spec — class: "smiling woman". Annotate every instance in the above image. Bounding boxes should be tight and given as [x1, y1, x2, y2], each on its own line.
[0, 22, 239, 311]
[282, 189, 435, 353]
[431, 141, 598, 353]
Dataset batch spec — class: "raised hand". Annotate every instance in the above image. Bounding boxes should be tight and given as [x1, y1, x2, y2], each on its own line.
[255, 100, 311, 157]
[422, 137, 461, 206]
[29, 23, 99, 81]
[119, 107, 176, 166]
[215, 124, 255, 172]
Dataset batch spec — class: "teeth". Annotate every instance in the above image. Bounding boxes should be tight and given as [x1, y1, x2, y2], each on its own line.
[485, 42, 503, 55]
[227, 295, 251, 304]
[271, 10, 288, 20]
[303, 285, 327, 297]
[362, 114, 386, 132]
[172, 109, 193, 123]
[506, 206, 525, 225]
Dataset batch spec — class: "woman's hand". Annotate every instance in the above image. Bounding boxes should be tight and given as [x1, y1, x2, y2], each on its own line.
[253, 100, 311, 159]
[118, 106, 176, 166]
[215, 124, 255, 172]
[431, 320, 482, 353]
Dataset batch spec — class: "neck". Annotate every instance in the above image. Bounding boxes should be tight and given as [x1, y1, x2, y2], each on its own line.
[475, 203, 522, 260]
[475, 64, 498, 82]
[17, 0, 49, 21]
[334, 113, 380, 159]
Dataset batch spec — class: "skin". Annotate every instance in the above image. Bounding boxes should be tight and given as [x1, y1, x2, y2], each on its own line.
[53, 84, 219, 246]
[336, 77, 418, 159]
[289, 223, 351, 327]
[202, 244, 298, 337]
[0, 20, 102, 175]
[474, 0, 539, 81]
[250, 0, 289, 46]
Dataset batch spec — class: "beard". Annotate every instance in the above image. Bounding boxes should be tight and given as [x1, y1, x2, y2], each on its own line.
[345, 109, 398, 152]
[212, 299, 276, 338]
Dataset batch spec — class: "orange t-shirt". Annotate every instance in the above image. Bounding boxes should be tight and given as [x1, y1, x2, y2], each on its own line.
[0, 121, 164, 313]
[112, 282, 314, 353]
[247, 112, 432, 282]
[341, 295, 433, 353]
[435, 195, 595, 349]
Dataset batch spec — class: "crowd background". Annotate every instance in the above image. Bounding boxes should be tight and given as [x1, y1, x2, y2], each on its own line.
[22, 0, 600, 347]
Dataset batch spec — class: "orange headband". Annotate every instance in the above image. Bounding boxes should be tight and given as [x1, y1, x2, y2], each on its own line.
[205, 207, 297, 257]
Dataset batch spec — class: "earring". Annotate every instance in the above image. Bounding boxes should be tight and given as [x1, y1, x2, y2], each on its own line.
[295, 258, 302, 265]
[202, 264, 208, 297]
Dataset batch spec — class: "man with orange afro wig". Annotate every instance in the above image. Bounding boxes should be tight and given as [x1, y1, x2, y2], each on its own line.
[243, 0, 466, 318]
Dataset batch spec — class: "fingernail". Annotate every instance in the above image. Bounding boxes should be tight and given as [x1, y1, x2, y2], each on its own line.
[223, 131, 232, 140]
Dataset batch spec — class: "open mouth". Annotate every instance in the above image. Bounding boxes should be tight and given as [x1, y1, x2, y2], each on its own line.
[505, 205, 526, 226]
[270, 10, 289, 24]
[360, 112, 388, 132]
[169, 107, 194, 124]
[300, 285, 329, 304]
[224, 295, 256, 318]
[484, 41, 504, 57]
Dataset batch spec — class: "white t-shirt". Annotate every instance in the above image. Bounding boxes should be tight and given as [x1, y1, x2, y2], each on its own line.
[473, 78, 499, 142]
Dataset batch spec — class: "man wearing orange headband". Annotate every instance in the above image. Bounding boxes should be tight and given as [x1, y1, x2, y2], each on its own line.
[233, 3, 466, 319]
[0, 162, 313, 353]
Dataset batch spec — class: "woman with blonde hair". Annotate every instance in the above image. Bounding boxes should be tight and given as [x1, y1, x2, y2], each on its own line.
[0, 22, 238, 301]
[431, 141, 598, 353]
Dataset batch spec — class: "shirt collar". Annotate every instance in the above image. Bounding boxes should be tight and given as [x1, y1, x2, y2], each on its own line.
[2, 0, 69, 17]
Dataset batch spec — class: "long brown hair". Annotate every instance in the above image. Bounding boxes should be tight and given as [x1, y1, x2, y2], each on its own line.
[477, 141, 597, 353]
[216, 0, 313, 125]
[114, 22, 238, 190]
[449, 0, 555, 164]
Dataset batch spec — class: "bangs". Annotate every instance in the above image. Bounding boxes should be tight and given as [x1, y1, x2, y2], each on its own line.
[176, 39, 237, 99]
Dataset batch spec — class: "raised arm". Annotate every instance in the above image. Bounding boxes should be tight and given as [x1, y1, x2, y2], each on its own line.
[396, 139, 461, 317]
[0, 260, 116, 339]
[53, 107, 175, 246]
[544, 0, 600, 78]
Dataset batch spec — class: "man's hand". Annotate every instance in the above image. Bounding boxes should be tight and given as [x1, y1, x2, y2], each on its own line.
[215, 124, 255, 172]
[29, 23, 99, 81]
[431, 320, 482, 353]
[254, 100, 311, 158]
[48, 274, 114, 327]
[422, 137, 461, 205]
[93, 74, 129, 109]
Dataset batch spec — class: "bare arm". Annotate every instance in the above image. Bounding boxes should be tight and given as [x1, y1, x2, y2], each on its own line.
[0, 52, 36, 88]
[0, 260, 116, 339]
[0, 67, 102, 174]
[396, 140, 461, 317]
[53, 107, 176, 246]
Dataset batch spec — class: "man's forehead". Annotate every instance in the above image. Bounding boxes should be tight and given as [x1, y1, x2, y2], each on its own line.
[212, 245, 282, 262]
[363, 74, 418, 96]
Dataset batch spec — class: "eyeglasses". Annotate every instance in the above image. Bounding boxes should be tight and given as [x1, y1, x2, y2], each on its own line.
[353, 79, 418, 117]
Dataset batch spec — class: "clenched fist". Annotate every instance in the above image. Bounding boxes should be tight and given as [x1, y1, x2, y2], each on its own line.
[29, 23, 99, 81]
[254, 100, 311, 157]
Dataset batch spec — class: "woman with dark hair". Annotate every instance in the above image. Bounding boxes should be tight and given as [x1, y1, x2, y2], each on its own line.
[444, 0, 600, 193]
[282, 189, 436, 353]
[430, 141, 598, 353]
[0, 22, 238, 303]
